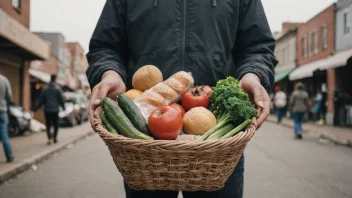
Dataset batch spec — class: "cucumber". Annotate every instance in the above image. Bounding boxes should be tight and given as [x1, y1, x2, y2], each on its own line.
[100, 111, 119, 134]
[117, 92, 151, 136]
[102, 98, 154, 140]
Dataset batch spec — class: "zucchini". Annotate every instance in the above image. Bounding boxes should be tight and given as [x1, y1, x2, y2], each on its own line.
[206, 123, 234, 140]
[220, 119, 251, 139]
[117, 92, 151, 136]
[100, 111, 119, 134]
[103, 98, 154, 140]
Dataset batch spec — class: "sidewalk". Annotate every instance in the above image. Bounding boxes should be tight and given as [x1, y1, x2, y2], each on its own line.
[267, 115, 352, 147]
[0, 122, 94, 184]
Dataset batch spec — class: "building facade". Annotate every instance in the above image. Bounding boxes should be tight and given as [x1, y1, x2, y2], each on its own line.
[33, 32, 75, 89]
[333, 0, 352, 126]
[0, 0, 50, 110]
[290, 3, 336, 124]
[66, 42, 89, 89]
[274, 23, 301, 94]
[336, 0, 352, 52]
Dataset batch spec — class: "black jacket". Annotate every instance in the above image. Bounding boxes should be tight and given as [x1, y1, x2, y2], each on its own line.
[34, 82, 66, 113]
[86, 0, 277, 92]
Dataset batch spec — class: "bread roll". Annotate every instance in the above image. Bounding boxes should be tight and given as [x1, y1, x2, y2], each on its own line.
[151, 83, 178, 102]
[136, 91, 167, 107]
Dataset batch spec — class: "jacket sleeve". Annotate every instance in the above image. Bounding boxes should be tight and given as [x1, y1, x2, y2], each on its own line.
[86, 0, 129, 89]
[234, 0, 278, 93]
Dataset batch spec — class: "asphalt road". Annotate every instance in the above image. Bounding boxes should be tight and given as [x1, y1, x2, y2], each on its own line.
[1, 122, 352, 198]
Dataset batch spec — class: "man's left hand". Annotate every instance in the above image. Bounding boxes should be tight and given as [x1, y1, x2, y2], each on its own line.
[239, 73, 270, 128]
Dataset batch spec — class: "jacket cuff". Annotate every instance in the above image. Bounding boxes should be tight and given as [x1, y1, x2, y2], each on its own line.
[236, 65, 273, 93]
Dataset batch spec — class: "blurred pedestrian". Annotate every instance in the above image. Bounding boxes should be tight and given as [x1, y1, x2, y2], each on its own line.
[33, 75, 66, 145]
[274, 86, 287, 124]
[289, 82, 309, 140]
[0, 74, 14, 163]
[312, 91, 322, 122]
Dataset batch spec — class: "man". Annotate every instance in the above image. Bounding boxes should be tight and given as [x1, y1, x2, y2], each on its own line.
[34, 75, 65, 145]
[274, 86, 287, 124]
[0, 74, 14, 163]
[87, 0, 277, 197]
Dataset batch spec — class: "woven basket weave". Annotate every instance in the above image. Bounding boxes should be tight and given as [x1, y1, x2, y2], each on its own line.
[93, 107, 257, 192]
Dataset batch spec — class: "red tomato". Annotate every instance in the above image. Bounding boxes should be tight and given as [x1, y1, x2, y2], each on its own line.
[148, 106, 183, 140]
[182, 87, 209, 111]
[191, 85, 213, 96]
[201, 85, 213, 96]
[170, 103, 186, 117]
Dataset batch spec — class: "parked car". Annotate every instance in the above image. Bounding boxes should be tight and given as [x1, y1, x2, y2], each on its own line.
[7, 102, 32, 136]
[59, 92, 89, 127]
[59, 101, 79, 127]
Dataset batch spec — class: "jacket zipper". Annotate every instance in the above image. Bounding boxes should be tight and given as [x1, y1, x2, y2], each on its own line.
[182, 0, 187, 71]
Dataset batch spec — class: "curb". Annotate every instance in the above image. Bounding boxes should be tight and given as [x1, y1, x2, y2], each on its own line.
[0, 130, 95, 184]
[266, 118, 352, 147]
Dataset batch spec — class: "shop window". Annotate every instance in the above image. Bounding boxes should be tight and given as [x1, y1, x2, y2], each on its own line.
[344, 12, 351, 35]
[321, 25, 327, 50]
[12, 0, 21, 11]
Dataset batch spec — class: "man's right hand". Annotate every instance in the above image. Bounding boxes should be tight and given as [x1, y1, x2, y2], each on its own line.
[89, 70, 126, 131]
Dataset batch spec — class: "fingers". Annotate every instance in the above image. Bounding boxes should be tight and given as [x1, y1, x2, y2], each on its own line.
[253, 87, 264, 108]
[256, 87, 270, 128]
[89, 83, 110, 130]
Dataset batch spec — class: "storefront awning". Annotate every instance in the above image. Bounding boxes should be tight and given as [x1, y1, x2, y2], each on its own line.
[289, 48, 352, 81]
[319, 48, 352, 71]
[29, 69, 51, 83]
[0, 9, 50, 60]
[275, 68, 295, 83]
[289, 58, 328, 81]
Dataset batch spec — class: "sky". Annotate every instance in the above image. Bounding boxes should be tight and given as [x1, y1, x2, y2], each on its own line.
[30, 0, 337, 53]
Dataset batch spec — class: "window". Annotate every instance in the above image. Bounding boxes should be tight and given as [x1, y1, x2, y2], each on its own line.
[344, 12, 351, 35]
[313, 30, 318, 54]
[302, 37, 307, 58]
[308, 32, 312, 56]
[12, 0, 21, 10]
[321, 25, 327, 50]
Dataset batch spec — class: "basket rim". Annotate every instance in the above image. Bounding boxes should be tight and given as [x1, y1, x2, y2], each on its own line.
[93, 106, 257, 146]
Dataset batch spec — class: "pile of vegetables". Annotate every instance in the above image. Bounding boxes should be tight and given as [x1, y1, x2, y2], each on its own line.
[100, 65, 257, 141]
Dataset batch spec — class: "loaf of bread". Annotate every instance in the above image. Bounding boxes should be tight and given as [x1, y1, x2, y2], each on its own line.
[136, 91, 167, 107]
[150, 83, 178, 103]
[164, 72, 194, 94]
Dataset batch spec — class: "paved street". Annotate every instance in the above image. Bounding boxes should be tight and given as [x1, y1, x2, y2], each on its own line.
[0, 122, 351, 198]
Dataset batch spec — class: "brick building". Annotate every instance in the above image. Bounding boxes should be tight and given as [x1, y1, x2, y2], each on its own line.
[66, 42, 89, 89]
[290, 3, 336, 124]
[290, 2, 352, 126]
[0, 0, 50, 110]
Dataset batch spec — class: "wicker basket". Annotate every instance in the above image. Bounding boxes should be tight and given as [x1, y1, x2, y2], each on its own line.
[93, 107, 257, 192]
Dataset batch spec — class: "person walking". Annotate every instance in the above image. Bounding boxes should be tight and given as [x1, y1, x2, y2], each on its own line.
[33, 75, 66, 145]
[289, 82, 309, 140]
[86, 0, 277, 197]
[274, 87, 287, 124]
[0, 74, 14, 163]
